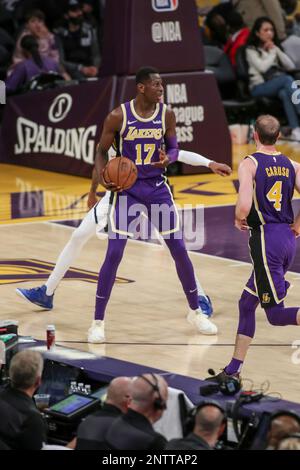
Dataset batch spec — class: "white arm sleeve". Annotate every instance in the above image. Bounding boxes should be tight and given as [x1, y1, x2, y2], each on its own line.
[178, 150, 213, 167]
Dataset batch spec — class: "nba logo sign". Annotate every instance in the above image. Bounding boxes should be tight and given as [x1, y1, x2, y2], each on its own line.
[152, 0, 179, 13]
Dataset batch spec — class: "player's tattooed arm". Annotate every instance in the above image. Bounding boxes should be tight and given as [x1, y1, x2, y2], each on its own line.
[95, 107, 123, 191]
[291, 161, 300, 237]
[235, 158, 256, 231]
[152, 109, 178, 168]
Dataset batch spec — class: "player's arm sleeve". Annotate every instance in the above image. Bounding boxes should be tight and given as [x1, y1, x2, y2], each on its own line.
[235, 159, 255, 220]
[178, 150, 213, 167]
[164, 109, 179, 163]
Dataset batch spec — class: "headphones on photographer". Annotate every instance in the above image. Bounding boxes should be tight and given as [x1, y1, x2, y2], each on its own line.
[184, 400, 226, 436]
[139, 373, 167, 410]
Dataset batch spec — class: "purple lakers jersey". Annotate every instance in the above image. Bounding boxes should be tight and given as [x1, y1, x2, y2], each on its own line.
[246, 151, 296, 228]
[118, 100, 167, 179]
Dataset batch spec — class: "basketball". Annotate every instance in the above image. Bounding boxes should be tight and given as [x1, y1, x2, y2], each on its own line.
[103, 156, 138, 190]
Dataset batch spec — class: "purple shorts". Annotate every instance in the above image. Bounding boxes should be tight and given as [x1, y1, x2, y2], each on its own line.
[107, 176, 180, 238]
[245, 224, 296, 307]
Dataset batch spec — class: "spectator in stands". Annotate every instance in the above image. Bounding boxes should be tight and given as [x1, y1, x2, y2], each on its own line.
[224, 11, 250, 67]
[266, 412, 300, 449]
[246, 17, 300, 141]
[202, 11, 228, 47]
[6, 35, 61, 93]
[232, 0, 300, 67]
[81, 0, 103, 51]
[232, 0, 287, 41]
[277, 434, 300, 450]
[104, 374, 168, 450]
[75, 376, 132, 450]
[82, 0, 99, 29]
[165, 403, 226, 450]
[54, 0, 100, 80]
[202, 1, 235, 25]
[11, 9, 60, 70]
[0, 350, 46, 450]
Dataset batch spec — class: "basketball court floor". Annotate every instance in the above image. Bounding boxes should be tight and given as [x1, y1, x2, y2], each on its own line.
[1, 142, 300, 403]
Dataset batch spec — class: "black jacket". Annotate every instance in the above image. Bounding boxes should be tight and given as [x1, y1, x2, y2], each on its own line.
[165, 432, 213, 450]
[76, 403, 122, 450]
[104, 409, 167, 451]
[0, 387, 46, 450]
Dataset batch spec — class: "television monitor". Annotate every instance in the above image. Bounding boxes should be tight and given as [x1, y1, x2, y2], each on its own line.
[46, 393, 100, 421]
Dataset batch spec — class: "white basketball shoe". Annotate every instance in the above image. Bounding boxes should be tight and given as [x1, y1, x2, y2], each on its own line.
[187, 308, 218, 335]
[88, 320, 106, 343]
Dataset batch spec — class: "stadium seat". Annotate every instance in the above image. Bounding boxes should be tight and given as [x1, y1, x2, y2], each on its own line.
[204, 45, 236, 85]
[235, 46, 283, 119]
[204, 45, 256, 123]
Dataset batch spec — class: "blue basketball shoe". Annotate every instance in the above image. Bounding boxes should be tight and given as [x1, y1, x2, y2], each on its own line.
[16, 285, 53, 310]
[198, 295, 213, 317]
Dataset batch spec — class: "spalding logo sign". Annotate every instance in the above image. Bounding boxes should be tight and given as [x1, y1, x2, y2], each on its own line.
[152, 0, 179, 13]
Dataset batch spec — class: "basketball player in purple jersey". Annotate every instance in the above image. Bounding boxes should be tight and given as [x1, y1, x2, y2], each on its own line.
[207, 115, 300, 383]
[88, 66, 218, 342]
[15, 117, 231, 317]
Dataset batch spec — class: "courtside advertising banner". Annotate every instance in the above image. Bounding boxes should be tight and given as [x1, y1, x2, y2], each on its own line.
[0, 78, 116, 177]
